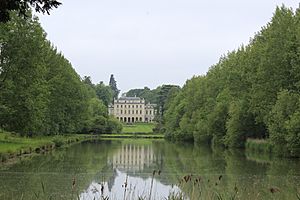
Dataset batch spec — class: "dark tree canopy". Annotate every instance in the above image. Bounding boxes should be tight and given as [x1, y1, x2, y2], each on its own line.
[109, 74, 120, 100]
[0, 0, 61, 22]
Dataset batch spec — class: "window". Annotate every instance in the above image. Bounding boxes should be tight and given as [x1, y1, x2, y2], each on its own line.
[150, 110, 152, 115]
[121, 105, 123, 108]
[140, 105, 142, 108]
[125, 105, 126, 108]
[128, 105, 130, 108]
[136, 105, 138, 108]
[121, 110, 123, 114]
[125, 110, 127, 114]
[128, 110, 130, 114]
[136, 110, 138, 114]
[140, 110, 142, 114]
[117, 105, 119, 108]
[146, 110, 148, 115]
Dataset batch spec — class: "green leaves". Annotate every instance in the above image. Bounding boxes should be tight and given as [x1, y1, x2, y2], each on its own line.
[0, 11, 122, 136]
[162, 5, 300, 156]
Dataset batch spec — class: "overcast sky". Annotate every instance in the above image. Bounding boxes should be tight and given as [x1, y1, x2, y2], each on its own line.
[37, 0, 299, 93]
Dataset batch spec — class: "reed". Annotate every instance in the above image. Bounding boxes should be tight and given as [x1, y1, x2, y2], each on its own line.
[245, 138, 273, 154]
[9, 170, 294, 200]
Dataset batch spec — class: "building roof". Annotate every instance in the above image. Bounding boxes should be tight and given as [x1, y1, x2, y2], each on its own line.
[118, 96, 142, 100]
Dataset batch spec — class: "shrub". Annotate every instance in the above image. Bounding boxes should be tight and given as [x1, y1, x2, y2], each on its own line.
[52, 137, 64, 147]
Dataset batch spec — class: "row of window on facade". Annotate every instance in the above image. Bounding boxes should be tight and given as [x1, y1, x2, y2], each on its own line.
[116, 117, 153, 123]
[117, 110, 153, 115]
[116, 104, 142, 109]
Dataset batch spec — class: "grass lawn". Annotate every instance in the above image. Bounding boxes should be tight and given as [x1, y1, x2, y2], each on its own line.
[122, 123, 155, 133]
[100, 133, 164, 139]
[0, 130, 96, 162]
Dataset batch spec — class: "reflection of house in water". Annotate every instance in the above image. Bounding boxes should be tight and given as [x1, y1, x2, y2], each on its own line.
[108, 144, 160, 173]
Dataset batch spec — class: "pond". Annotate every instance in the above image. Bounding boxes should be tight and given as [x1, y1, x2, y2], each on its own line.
[0, 139, 300, 199]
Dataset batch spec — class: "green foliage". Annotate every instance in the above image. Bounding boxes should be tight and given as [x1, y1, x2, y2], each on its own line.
[285, 111, 300, 156]
[0, 0, 61, 23]
[82, 98, 122, 134]
[52, 137, 64, 147]
[125, 84, 181, 134]
[95, 82, 113, 106]
[125, 85, 180, 111]
[245, 139, 273, 154]
[162, 5, 300, 157]
[125, 87, 151, 100]
[267, 90, 299, 155]
[0, 11, 122, 136]
[208, 101, 228, 146]
[109, 74, 120, 99]
[105, 116, 122, 134]
[225, 100, 261, 148]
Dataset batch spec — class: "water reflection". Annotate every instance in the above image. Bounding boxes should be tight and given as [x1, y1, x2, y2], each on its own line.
[81, 142, 175, 199]
[0, 139, 299, 200]
[80, 169, 180, 200]
[108, 143, 158, 172]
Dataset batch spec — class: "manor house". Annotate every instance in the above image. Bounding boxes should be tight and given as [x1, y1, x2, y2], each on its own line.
[108, 97, 156, 123]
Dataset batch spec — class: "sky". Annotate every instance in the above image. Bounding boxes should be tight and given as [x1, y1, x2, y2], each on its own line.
[37, 0, 299, 93]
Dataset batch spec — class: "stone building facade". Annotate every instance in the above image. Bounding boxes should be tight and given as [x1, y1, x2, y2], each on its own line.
[108, 97, 156, 123]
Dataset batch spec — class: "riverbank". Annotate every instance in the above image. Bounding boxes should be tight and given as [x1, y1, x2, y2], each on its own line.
[0, 129, 164, 165]
[0, 131, 99, 164]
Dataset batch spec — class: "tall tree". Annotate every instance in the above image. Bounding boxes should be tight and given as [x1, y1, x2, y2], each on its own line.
[109, 74, 120, 100]
[0, 11, 122, 136]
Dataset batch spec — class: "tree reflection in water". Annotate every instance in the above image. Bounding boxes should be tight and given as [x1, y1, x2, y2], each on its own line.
[0, 139, 300, 199]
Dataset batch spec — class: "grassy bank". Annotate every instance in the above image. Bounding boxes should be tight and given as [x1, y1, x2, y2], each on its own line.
[100, 133, 164, 139]
[117, 123, 163, 138]
[122, 122, 155, 133]
[0, 130, 97, 163]
[245, 139, 273, 154]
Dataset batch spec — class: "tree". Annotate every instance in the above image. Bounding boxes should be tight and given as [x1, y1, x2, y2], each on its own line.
[157, 85, 181, 118]
[267, 90, 299, 155]
[0, 10, 124, 137]
[0, 12, 50, 135]
[160, 5, 300, 156]
[95, 82, 113, 106]
[108, 74, 120, 100]
[0, 0, 61, 22]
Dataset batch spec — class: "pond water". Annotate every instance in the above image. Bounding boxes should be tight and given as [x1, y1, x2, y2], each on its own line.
[0, 139, 300, 200]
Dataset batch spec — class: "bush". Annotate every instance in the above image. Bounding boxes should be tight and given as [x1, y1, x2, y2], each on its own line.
[105, 117, 122, 134]
[52, 137, 64, 147]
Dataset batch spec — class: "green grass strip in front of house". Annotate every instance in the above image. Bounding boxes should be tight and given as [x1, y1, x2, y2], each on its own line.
[122, 122, 155, 133]
[100, 133, 164, 139]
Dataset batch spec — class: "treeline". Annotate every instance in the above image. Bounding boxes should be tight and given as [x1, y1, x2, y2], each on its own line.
[0, 12, 122, 136]
[125, 85, 180, 119]
[162, 6, 300, 157]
